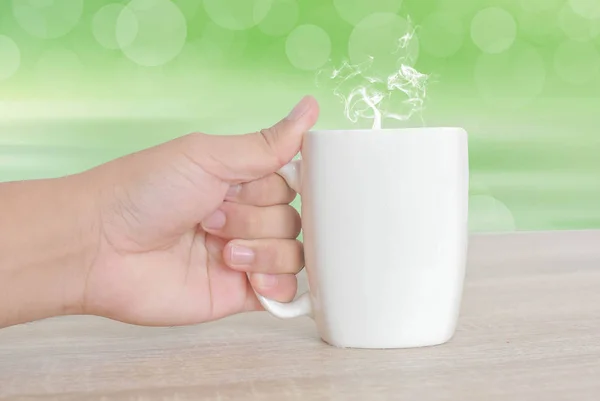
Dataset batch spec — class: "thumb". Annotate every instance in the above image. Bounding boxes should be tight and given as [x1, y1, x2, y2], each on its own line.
[189, 96, 319, 183]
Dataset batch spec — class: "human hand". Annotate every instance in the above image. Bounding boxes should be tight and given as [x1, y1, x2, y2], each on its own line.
[81, 96, 319, 326]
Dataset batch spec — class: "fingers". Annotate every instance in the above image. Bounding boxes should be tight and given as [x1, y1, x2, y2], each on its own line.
[201, 203, 301, 240]
[225, 173, 296, 206]
[200, 147, 304, 305]
[224, 239, 303, 303]
[249, 273, 297, 303]
[223, 239, 304, 274]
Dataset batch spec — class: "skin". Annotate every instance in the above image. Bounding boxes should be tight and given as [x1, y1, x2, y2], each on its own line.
[0, 96, 320, 328]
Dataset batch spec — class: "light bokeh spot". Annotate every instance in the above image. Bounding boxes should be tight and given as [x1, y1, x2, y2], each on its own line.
[258, 0, 299, 36]
[333, 0, 403, 26]
[348, 13, 419, 76]
[469, 195, 516, 232]
[569, 0, 600, 19]
[470, 7, 517, 54]
[553, 39, 600, 84]
[475, 42, 546, 108]
[11, 0, 83, 39]
[92, 4, 129, 50]
[0, 35, 21, 81]
[419, 12, 465, 58]
[203, 0, 272, 31]
[115, 6, 139, 49]
[285, 24, 331, 71]
[558, 3, 600, 42]
[116, 0, 187, 67]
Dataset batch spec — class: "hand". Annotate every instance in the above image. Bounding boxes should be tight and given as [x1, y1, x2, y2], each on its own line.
[81, 96, 319, 326]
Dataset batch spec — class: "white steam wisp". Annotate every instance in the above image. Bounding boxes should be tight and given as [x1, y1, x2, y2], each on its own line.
[316, 19, 430, 129]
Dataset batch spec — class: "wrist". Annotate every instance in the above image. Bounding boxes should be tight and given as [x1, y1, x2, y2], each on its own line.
[56, 172, 103, 317]
[0, 173, 101, 327]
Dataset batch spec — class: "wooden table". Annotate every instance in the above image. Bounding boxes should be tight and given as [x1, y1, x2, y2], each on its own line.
[1, 231, 600, 401]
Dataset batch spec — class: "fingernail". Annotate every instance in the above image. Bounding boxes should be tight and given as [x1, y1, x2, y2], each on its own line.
[230, 244, 255, 266]
[226, 184, 241, 199]
[202, 209, 226, 230]
[286, 96, 311, 121]
[254, 273, 278, 289]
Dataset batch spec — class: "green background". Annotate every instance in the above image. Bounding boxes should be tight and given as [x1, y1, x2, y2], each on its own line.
[1, 0, 599, 232]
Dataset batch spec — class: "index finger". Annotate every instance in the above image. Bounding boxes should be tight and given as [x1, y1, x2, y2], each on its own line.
[225, 173, 297, 206]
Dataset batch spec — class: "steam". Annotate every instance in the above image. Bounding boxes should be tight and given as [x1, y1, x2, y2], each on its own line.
[316, 18, 430, 129]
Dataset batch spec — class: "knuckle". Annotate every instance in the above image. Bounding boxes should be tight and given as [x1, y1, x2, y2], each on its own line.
[258, 128, 284, 166]
[183, 132, 209, 154]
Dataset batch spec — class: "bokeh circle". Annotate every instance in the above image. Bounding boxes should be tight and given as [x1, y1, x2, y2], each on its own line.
[11, 0, 84, 39]
[470, 7, 517, 54]
[92, 4, 129, 50]
[568, 0, 600, 19]
[0, 35, 21, 81]
[285, 24, 331, 71]
[116, 0, 187, 67]
[558, 3, 600, 42]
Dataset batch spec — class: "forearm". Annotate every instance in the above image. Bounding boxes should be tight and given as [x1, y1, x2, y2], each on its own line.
[0, 174, 99, 328]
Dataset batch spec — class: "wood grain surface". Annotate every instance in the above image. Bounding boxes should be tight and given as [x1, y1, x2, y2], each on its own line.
[1, 231, 600, 401]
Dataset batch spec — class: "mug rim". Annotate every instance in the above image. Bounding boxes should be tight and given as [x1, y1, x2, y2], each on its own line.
[308, 127, 467, 136]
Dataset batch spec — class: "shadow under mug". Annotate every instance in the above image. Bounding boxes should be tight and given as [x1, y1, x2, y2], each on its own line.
[250, 127, 469, 349]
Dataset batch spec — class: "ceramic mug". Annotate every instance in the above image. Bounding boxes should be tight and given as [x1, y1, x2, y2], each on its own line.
[251, 127, 469, 349]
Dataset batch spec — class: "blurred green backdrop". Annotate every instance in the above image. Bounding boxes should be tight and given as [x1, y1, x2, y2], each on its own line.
[1, 0, 599, 232]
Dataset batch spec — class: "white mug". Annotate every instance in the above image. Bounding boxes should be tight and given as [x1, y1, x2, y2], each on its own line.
[252, 127, 469, 349]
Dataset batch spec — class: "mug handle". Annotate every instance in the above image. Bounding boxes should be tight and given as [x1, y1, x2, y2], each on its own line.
[247, 159, 313, 319]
